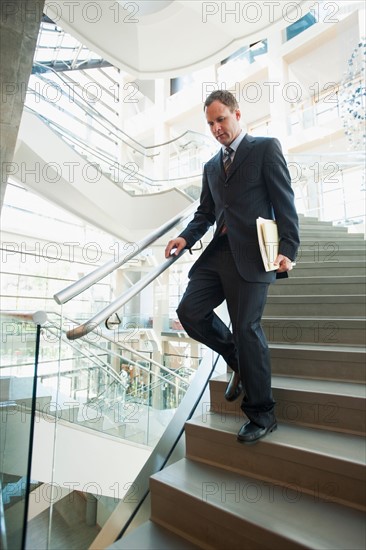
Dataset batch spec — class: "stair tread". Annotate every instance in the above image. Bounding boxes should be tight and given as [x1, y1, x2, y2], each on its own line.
[109, 520, 200, 549]
[269, 342, 366, 354]
[186, 415, 366, 466]
[298, 236, 361, 239]
[267, 295, 366, 301]
[263, 315, 365, 321]
[213, 373, 366, 398]
[277, 275, 366, 281]
[151, 459, 366, 549]
[273, 376, 366, 398]
[291, 261, 366, 266]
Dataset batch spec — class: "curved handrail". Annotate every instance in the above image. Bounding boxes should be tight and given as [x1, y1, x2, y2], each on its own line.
[31, 62, 215, 155]
[100, 329, 195, 378]
[35, 111, 203, 186]
[44, 324, 127, 387]
[51, 326, 187, 396]
[0, 310, 48, 326]
[66, 250, 186, 340]
[23, 106, 204, 204]
[54, 199, 198, 305]
[48, 311, 193, 386]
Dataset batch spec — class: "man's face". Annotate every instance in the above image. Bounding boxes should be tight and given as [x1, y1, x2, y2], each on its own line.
[205, 100, 241, 146]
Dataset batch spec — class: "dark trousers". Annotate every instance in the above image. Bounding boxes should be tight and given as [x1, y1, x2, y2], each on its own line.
[177, 235, 275, 428]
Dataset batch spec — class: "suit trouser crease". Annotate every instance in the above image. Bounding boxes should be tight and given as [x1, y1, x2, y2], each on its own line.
[177, 236, 275, 428]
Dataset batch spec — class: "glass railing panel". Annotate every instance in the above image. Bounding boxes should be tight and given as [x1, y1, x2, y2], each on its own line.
[25, 58, 217, 195]
[288, 152, 366, 234]
[32, 303, 204, 546]
[0, 313, 41, 550]
[38, 311, 196, 447]
[89, 348, 225, 549]
[24, 208, 217, 547]
[27, 305, 78, 550]
[0, 193, 115, 321]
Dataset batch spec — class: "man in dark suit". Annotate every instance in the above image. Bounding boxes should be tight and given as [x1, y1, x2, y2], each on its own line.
[165, 90, 300, 443]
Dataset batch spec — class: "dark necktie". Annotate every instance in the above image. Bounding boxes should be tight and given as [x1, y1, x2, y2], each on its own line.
[220, 147, 234, 235]
[223, 146, 234, 174]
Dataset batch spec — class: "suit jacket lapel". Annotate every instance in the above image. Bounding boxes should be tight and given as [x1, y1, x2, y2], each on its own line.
[226, 134, 255, 181]
[212, 150, 226, 181]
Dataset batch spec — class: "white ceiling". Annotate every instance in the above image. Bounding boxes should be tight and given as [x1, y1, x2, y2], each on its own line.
[44, 0, 316, 78]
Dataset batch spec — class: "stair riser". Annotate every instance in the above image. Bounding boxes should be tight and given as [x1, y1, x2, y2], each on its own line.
[262, 320, 365, 346]
[209, 384, 365, 435]
[298, 216, 327, 222]
[150, 482, 308, 550]
[297, 241, 364, 250]
[185, 425, 365, 511]
[270, 283, 365, 295]
[275, 393, 365, 435]
[271, 357, 365, 383]
[292, 267, 366, 276]
[298, 237, 359, 244]
[264, 302, 366, 317]
[293, 250, 364, 259]
[298, 231, 363, 239]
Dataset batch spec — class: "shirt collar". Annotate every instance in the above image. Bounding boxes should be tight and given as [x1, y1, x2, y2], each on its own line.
[221, 130, 245, 155]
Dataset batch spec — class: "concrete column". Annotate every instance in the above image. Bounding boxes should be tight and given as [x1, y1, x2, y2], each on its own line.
[266, 28, 292, 147]
[153, 78, 170, 181]
[1, 0, 45, 210]
[85, 493, 98, 526]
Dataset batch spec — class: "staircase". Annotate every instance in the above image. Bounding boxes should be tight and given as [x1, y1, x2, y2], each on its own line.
[109, 215, 366, 549]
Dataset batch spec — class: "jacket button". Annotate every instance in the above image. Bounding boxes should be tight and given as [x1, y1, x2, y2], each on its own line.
[224, 204, 229, 208]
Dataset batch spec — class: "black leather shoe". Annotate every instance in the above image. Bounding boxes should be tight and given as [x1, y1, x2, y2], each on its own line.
[224, 371, 243, 402]
[237, 420, 277, 443]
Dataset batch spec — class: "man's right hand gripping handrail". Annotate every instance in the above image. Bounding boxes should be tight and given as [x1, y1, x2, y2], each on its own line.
[54, 200, 198, 306]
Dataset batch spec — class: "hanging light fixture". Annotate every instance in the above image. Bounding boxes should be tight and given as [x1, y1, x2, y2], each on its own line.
[339, 40, 366, 150]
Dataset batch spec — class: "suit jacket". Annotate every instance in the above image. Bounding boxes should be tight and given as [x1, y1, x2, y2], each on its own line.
[179, 133, 300, 283]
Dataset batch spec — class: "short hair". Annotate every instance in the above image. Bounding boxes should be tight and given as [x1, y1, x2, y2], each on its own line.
[204, 90, 239, 112]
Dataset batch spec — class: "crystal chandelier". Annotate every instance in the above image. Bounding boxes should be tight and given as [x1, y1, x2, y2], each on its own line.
[339, 40, 366, 150]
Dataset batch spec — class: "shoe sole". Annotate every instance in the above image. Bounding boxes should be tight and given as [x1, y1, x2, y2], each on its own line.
[237, 423, 277, 444]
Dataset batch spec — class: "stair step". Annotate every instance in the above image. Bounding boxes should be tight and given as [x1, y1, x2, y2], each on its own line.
[262, 316, 366, 346]
[108, 520, 200, 549]
[298, 216, 337, 226]
[271, 276, 365, 295]
[264, 295, 366, 316]
[299, 217, 335, 223]
[298, 238, 365, 246]
[150, 459, 366, 550]
[210, 374, 366, 435]
[298, 229, 362, 237]
[290, 261, 366, 276]
[269, 344, 366, 383]
[185, 414, 365, 511]
[295, 248, 365, 260]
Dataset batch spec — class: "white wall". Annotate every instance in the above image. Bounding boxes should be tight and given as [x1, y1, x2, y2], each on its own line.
[2, 408, 151, 500]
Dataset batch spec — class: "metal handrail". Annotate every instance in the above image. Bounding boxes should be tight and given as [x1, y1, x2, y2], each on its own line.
[44, 324, 126, 387]
[96, 330, 190, 386]
[24, 107, 203, 200]
[47, 312, 192, 386]
[46, 320, 189, 390]
[45, 114, 203, 185]
[66, 250, 187, 340]
[31, 62, 215, 154]
[54, 199, 197, 305]
[0, 311, 48, 326]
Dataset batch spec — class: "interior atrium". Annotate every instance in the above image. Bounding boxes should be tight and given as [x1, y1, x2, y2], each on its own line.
[1, 1, 365, 549]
